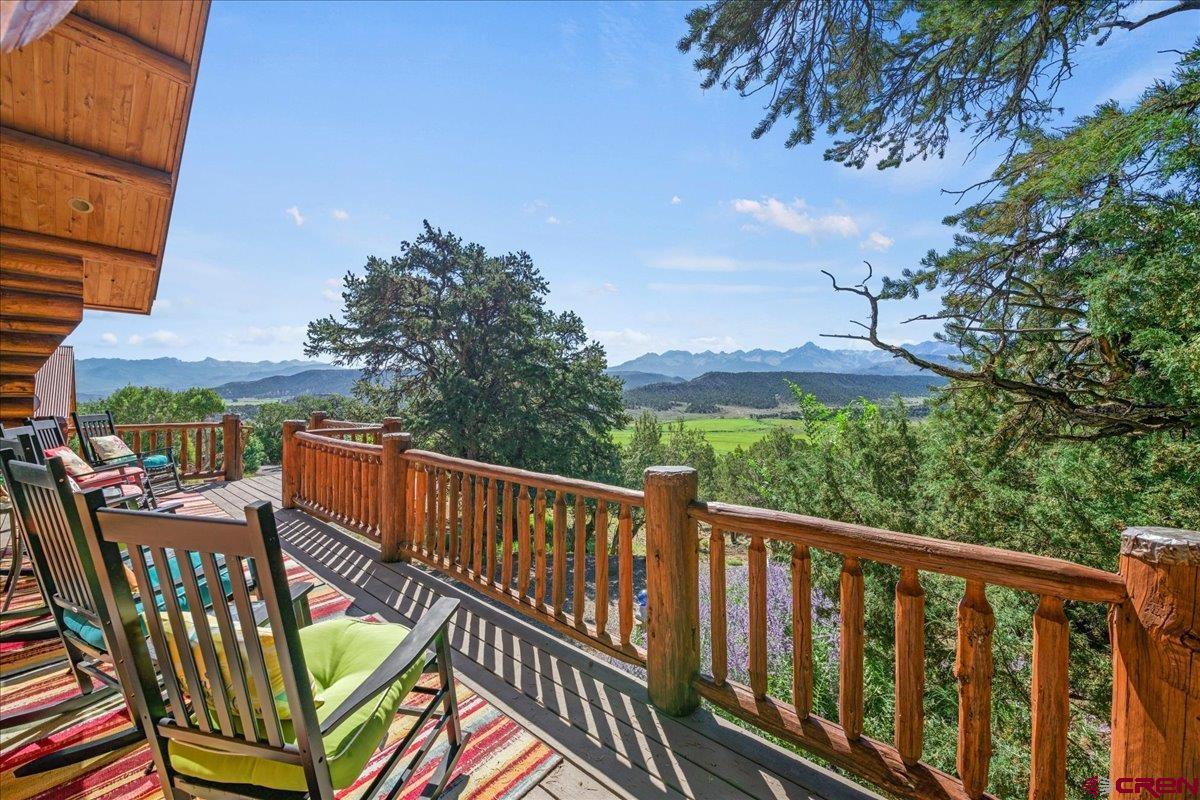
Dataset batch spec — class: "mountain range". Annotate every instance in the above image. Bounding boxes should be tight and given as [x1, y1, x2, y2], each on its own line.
[75, 357, 332, 400]
[610, 340, 957, 380]
[75, 341, 956, 400]
[624, 371, 946, 411]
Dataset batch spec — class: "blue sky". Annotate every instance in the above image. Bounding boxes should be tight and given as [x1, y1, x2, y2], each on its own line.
[69, 1, 1193, 365]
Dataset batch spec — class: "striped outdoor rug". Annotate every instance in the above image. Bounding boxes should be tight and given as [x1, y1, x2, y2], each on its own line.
[0, 493, 560, 800]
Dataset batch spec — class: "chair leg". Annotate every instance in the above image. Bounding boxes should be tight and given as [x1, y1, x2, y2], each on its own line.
[0, 683, 119, 728]
[13, 725, 145, 776]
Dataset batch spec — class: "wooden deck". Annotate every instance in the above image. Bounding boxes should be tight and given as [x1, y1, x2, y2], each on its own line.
[194, 468, 877, 800]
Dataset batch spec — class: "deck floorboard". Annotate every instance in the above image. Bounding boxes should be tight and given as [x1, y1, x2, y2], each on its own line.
[199, 473, 878, 800]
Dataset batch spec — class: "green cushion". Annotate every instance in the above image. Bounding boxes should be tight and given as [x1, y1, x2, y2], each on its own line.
[142, 454, 170, 468]
[61, 552, 233, 651]
[168, 618, 424, 792]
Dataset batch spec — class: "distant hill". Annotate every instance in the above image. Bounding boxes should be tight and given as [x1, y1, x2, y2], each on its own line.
[213, 369, 363, 400]
[612, 340, 958, 379]
[624, 371, 947, 411]
[75, 357, 335, 400]
[606, 370, 686, 390]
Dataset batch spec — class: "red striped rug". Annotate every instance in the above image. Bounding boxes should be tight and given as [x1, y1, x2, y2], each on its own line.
[0, 492, 560, 800]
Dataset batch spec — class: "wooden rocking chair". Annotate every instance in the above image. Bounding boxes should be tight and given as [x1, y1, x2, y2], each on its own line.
[0, 452, 313, 776]
[86, 500, 469, 800]
[72, 410, 184, 502]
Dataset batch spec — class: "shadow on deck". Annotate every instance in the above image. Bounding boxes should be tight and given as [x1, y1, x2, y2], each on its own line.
[197, 469, 878, 800]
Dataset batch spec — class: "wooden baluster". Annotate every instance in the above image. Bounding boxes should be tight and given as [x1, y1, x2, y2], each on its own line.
[208, 427, 217, 474]
[194, 428, 202, 477]
[895, 566, 924, 764]
[517, 487, 532, 601]
[448, 471, 460, 565]
[462, 475, 475, 570]
[1029, 595, 1068, 800]
[473, 476, 486, 576]
[840, 555, 865, 740]
[791, 544, 812, 717]
[534, 489, 547, 609]
[435, 469, 448, 562]
[423, 465, 436, 553]
[956, 580, 994, 799]
[748, 534, 768, 699]
[166, 430, 174, 472]
[618, 503, 633, 646]
[136, 429, 144, 454]
[594, 500, 609, 635]
[710, 527, 727, 686]
[179, 426, 190, 475]
[501, 482, 514, 592]
[573, 495, 587, 628]
[484, 478, 497, 583]
[552, 492, 567, 616]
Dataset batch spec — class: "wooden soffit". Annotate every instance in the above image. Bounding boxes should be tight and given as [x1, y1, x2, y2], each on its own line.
[0, 0, 210, 314]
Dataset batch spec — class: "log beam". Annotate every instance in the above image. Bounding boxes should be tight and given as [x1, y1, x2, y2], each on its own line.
[0, 126, 173, 196]
[1, 228, 156, 271]
[53, 13, 192, 84]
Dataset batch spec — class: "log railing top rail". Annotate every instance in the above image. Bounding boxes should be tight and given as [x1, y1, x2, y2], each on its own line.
[401, 448, 645, 506]
[689, 500, 1126, 604]
[293, 430, 382, 457]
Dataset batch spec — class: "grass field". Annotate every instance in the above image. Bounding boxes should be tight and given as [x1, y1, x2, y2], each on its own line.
[612, 416, 808, 454]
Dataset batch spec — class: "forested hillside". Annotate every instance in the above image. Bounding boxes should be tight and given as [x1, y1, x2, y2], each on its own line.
[624, 370, 945, 410]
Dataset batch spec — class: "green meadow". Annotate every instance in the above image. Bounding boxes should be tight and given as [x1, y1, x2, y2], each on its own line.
[612, 416, 808, 454]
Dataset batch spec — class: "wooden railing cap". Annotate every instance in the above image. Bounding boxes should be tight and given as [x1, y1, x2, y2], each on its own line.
[1121, 526, 1200, 565]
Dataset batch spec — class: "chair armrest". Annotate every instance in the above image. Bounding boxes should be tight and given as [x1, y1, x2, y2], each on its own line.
[134, 446, 174, 458]
[251, 581, 315, 626]
[88, 461, 143, 476]
[318, 597, 459, 736]
[150, 501, 185, 514]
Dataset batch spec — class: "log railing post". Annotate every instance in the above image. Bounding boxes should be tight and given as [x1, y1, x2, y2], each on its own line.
[382, 417, 403, 434]
[281, 420, 306, 510]
[644, 466, 700, 716]
[308, 411, 328, 431]
[1110, 526, 1200, 785]
[221, 413, 243, 481]
[380, 432, 412, 563]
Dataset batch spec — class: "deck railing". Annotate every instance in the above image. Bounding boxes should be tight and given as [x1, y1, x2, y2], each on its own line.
[70, 413, 246, 481]
[279, 417, 1199, 800]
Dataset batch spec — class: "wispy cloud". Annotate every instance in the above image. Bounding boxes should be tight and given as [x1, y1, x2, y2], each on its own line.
[322, 278, 341, 302]
[331, 209, 350, 221]
[128, 330, 185, 347]
[285, 205, 306, 226]
[648, 282, 782, 295]
[226, 325, 307, 346]
[546, 216, 560, 225]
[670, 195, 682, 205]
[601, 282, 619, 293]
[860, 231, 894, 252]
[645, 250, 824, 273]
[732, 197, 859, 237]
[100, 332, 118, 346]
[593, 327, 654, 351]
[523, 199, 548, 214]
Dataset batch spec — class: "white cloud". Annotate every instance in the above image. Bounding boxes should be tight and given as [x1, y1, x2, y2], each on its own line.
[523, 199, 548, 214]
[689, 335, 739, 351]
[127, 330, 185, 347]
[331, 209, 350, 221]
[601, 282, 618, 294]
[153, 297, 174, 311]
[226, 325, 307, 346]
[322, 278, 341, 302]
[647, 253, 740, 272]
[593, 327, 653, 350]
[670, 195, 682, 205]
[648, 282, 780, 295]
[99, 332, 118, 345]
[860, 231, 894, 252]
[732, 197, 859, 237]
[546, 216, 560, 225]
[645, 251, 825, 273]
[285, 205, 306, 226]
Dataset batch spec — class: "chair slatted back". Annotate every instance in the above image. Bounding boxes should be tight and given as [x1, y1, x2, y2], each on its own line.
[0, 425, 41, 463]
[28, 416, 69, 453]
[82, 501, 333, 795]
[72, 411, 117, 465]
[1, 452, 107, 635]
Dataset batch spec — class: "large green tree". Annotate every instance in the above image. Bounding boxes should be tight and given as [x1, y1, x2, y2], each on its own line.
[78, 385, 225, 424]
[306, 223, 626, 478]
[681, 1, 1200, 439]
